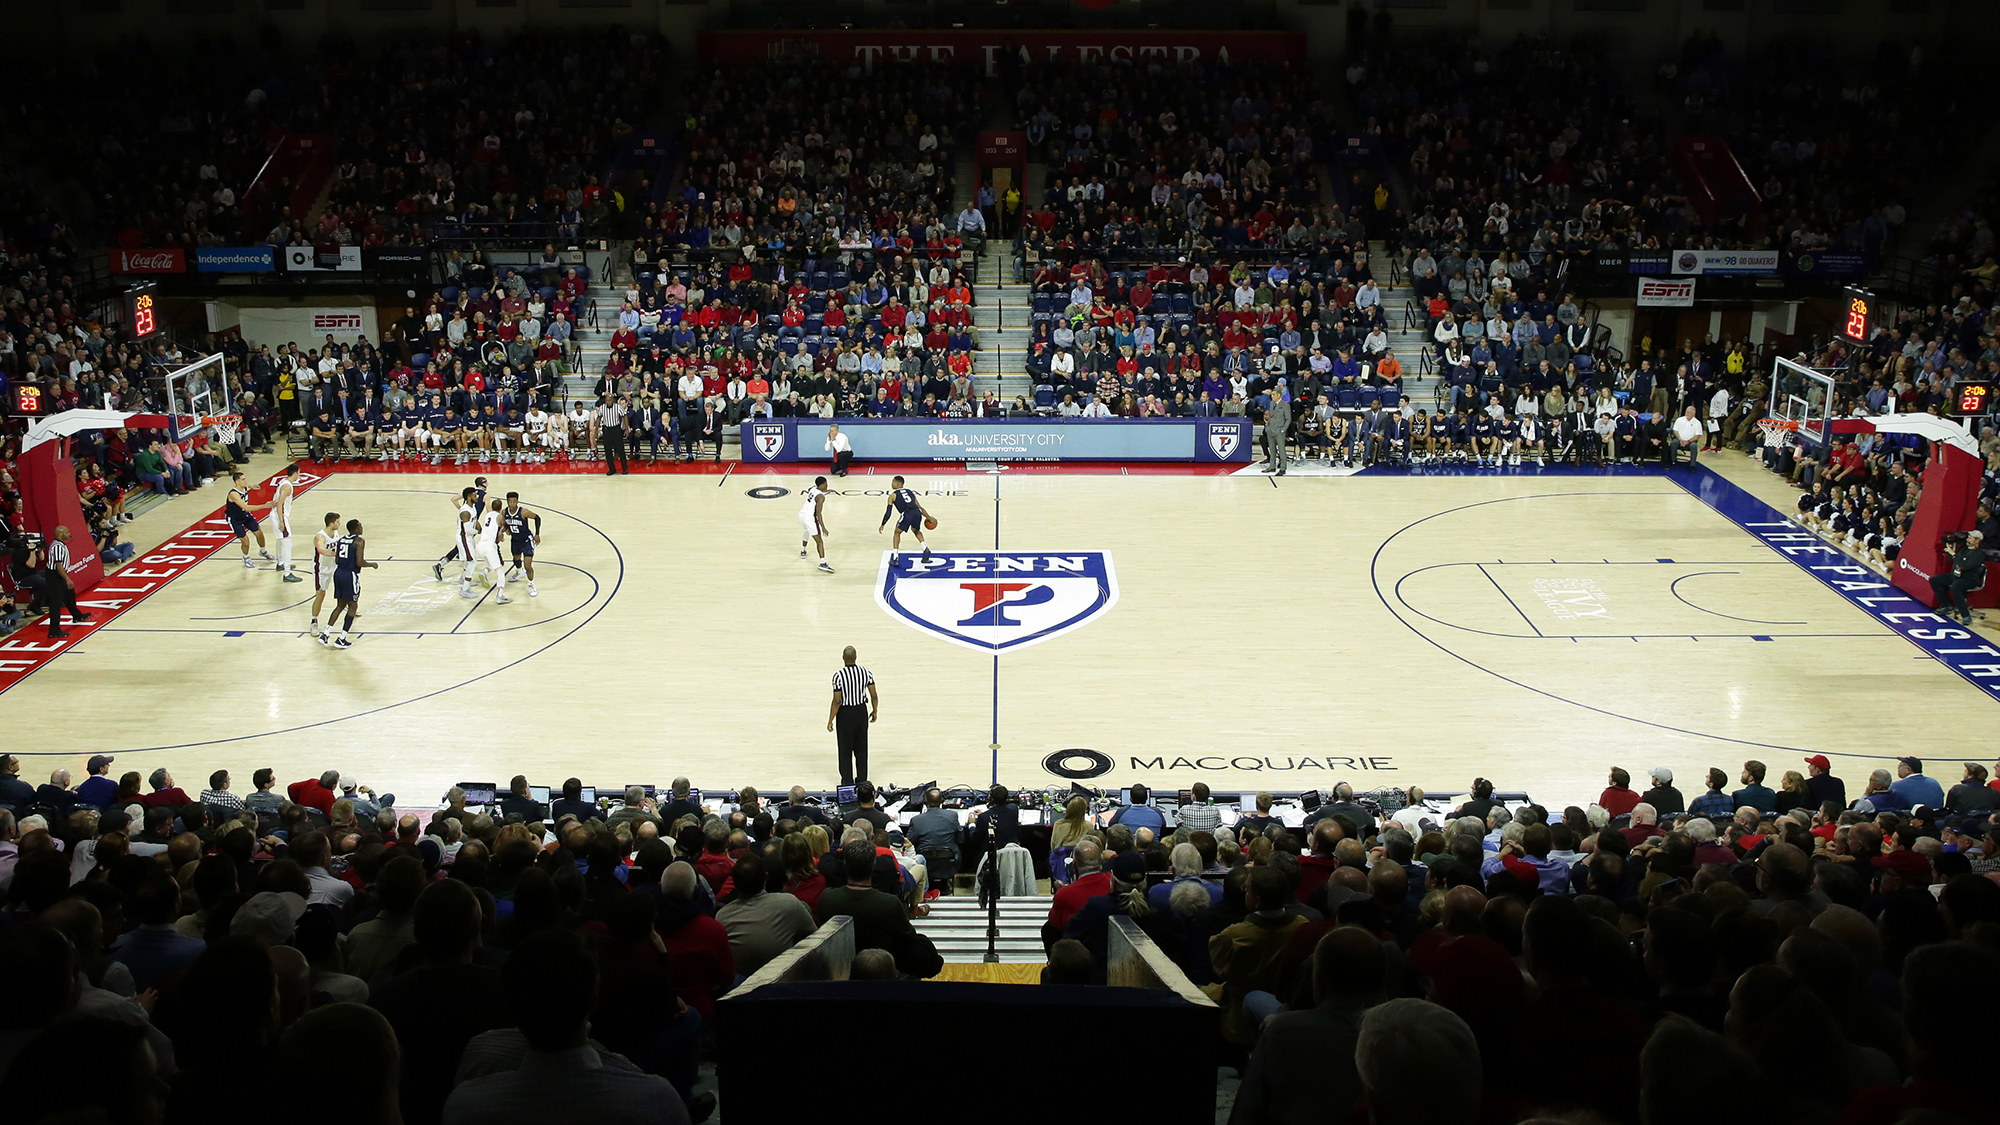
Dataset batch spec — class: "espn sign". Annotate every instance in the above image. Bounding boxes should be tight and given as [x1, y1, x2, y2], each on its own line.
[310, 311, 366, 334]
[108, 248, 186, 274]
[1636, 277, 1697, 307]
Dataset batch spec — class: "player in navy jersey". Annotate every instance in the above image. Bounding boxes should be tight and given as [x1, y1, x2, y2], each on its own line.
[878, 475, 933, 567]
[502, 491, 543, 597]
[321, 518, 378, 649]
[1471, 413, 1499, 466]
[1497, 413, 1521, 466]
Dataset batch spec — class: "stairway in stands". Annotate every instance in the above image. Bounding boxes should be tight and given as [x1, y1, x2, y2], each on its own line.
[974, 241, 1035, 403]
[1367, 239, 1444, 409]
[561, 278, 624, 407]
[912, 894, 1049, 964]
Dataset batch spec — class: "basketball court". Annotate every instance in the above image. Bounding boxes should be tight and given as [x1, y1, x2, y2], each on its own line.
[13, 452, 1994, 807]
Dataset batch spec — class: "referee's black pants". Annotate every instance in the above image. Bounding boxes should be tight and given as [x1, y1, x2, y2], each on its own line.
[835, 704, 869, 785]
[602, 430, 629, 475]
[43, 572, 83, 636]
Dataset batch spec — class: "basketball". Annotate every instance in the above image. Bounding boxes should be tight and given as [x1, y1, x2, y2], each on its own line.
[924, 516, 938, 530]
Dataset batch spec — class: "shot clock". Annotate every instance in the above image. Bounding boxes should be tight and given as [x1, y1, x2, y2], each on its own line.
[1952, 381, 1994, 418]
[1840, 286, 1873, 343]
[126, 281, 160, 339]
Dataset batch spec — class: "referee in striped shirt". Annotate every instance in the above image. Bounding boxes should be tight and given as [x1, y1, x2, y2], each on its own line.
[41, 525, 91, 639]
[827, 646, 878, 785]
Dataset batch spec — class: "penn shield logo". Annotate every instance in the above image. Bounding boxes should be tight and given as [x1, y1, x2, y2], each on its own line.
[1209, 430, 1240, 458]
[749, 422, 786, 460]
[875, 551, 1119, 652]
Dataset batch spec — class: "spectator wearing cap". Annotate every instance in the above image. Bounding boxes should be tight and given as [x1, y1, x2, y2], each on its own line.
[1803, 755, 1846, 810]
[75, 755, 118, 807]
[139, 768, 191, 810]
[1598, 767, 1640, 819]
[1947, 763, 2000, 814]
[0, 755, 34, 811]
[288, 770, 341, 817]
[1892, 757, 1946, 810]
[1641, 766, 1684, 816]
[1872, 847, 1933, 894]
[234, 889, 307, 947]
[342, 775, 390, 819]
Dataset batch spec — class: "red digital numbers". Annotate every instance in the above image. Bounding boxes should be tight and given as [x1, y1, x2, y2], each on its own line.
[1843, 296, 1869, 341]
[15, 385, 39, 414]
[132, 292, 156, 338]
[1957, 383, 1991, 416]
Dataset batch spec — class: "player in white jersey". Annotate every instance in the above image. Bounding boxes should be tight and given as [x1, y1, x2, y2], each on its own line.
[272, 463, 304, 582]
[525, 406, 551, 462]
[567, 402, 593, 460]
[308, 510, 340, 636]
[433, 478, 488, 584]
[798, 475, 834, 573]
[469, 498, 511, 604]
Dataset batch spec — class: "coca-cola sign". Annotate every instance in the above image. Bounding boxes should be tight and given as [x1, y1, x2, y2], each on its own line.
[109, 248, 186, 274]
[699, 31, 1303, 75]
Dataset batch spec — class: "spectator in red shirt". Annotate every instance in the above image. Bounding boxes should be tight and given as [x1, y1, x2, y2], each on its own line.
[139, 767, 192, 810]
[692, 821, 734, 891]
[288, 769, 341, 816]
[1598, 767, 1640, 819]
[1045, 840, 1113, 941]
[654, 861, 735, 1019]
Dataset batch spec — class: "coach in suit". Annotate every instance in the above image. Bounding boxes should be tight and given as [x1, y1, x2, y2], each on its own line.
[699, 401, 726, 461]
[1262, 386, 1291, 475]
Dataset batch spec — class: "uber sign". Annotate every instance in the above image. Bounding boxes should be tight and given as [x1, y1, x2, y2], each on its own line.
[875, 551, 1118, 652]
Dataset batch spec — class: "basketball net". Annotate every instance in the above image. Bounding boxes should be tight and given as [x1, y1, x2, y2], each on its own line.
[1756, 417, 1799, 449]
[203, 414, 244, 446]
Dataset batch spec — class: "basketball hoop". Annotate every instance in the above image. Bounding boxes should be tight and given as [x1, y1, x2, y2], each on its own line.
[1756, 417, 1799, 449]
[203, 414, 245, 446]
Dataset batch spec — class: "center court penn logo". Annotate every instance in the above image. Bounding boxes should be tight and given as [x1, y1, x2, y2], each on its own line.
[875, 551, 1119, 652]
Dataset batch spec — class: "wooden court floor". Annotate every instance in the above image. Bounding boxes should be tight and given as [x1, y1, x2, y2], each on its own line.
[14, 454, 1994, 809]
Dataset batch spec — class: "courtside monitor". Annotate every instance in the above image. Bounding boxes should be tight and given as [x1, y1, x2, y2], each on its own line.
[1300, 789, 1323, 812]
[578, 786, 596, 803]
[460, 783, 497, 806]
[837, 784, 857, 805]
[529, 786, 550, 804]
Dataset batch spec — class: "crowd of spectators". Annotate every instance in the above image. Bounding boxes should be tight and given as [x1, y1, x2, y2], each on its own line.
[7, 752, 2000, 1123]
[0, 765, 987, 1124]
[644, 58, 975, 265]
[1015, 61, 1334, 265]
[0, 31, 670, 258]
